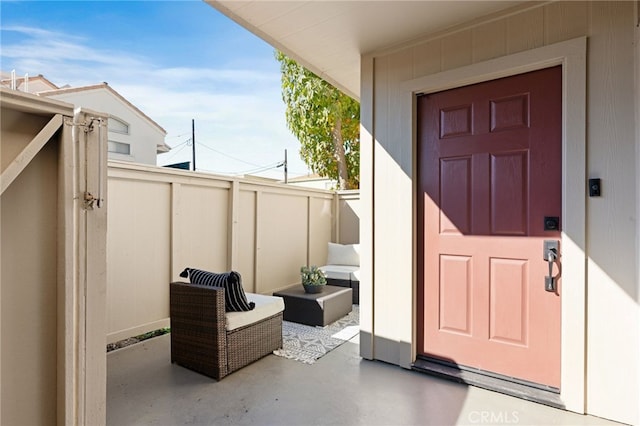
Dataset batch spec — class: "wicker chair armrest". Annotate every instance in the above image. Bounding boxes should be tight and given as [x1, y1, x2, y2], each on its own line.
[169, 281, 228, 379]
[170, 281, 226, 323]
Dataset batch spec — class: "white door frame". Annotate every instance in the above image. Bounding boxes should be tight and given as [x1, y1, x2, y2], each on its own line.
[402, 36, 587, 413]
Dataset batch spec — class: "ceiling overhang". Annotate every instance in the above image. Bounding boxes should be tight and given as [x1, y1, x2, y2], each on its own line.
[206, 1, 531, 99]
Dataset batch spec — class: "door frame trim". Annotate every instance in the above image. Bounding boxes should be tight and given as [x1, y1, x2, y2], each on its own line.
[402, 36, 587, 414]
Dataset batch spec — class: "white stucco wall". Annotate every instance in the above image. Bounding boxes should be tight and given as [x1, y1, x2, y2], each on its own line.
[44, 87, 165, 165]
[360, 2, 639, 424]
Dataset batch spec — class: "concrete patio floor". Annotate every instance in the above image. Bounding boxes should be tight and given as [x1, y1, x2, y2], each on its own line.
[107, 334, 618, 426]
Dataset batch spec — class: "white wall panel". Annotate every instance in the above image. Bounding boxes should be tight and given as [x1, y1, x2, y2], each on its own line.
[584, 2, 638, 422]
[506, 7, 544, 54]
[441, 29, 472, 71]
[373, 49, 415, 366]
[366, 2, 638, 423]
[472, 20, 507, 63]
[544, 1, 589, 45]
[412, 39, 442, 79]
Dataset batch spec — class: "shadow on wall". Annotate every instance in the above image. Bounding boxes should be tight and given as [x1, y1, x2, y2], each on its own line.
[340, 203, 360, 244]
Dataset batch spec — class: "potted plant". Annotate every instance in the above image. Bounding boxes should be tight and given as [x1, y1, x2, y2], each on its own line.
[300, 265, 326, 294]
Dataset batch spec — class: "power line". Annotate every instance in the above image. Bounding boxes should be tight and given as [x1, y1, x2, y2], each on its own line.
[168, 139, 190, 149]
[194, 160, 281, 176]
[163, 142, 286, 176]
[166, 132, 190, 139]
[162, 137, 306, 178]
[160, 142, 190, 164]
[235, 161, 284, 175]
[196, 141, 264, 168]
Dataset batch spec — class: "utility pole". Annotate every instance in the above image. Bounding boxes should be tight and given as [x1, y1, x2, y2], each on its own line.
[284, 149, 288, 184]
[191, 119, 196, 171]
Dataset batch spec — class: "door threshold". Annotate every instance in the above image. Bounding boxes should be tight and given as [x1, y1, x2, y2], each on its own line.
[412, 357, 564, 409]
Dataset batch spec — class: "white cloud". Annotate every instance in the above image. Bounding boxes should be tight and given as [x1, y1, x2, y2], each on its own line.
[1, 24, 309, 179]
[2, 25, 146, 76]
[152, 67, 278, 86]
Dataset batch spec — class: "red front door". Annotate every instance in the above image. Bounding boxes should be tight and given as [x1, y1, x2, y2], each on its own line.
[417, 66, 562, 388]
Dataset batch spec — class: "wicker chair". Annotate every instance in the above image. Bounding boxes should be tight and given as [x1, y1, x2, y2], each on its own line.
[170, 281, 283, 380]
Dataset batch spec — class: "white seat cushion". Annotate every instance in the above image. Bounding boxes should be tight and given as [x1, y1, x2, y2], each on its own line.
[351, 268, 361, 282]
[225, 293, 284, 331]
[320, 264, 359, 281]
[327, 242, 360, 266]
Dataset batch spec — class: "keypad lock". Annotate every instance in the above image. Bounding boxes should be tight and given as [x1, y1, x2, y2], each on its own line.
[543, 240, 559, 292]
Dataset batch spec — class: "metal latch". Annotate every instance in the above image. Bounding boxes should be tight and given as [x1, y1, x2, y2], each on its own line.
[84, 192, 96, 210]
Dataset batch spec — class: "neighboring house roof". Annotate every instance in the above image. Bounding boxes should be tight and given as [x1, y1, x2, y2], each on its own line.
[3, 73, 170, 155]
[156, 141, 171, 153]
[0, 73, 59, 93]
[39, 82, 167, 136]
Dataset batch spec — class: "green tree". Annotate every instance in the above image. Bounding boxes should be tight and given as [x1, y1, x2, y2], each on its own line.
[275, 51, 360, 189]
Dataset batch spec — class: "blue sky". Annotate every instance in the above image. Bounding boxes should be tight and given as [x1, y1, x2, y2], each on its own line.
[1, 0, 310, 179]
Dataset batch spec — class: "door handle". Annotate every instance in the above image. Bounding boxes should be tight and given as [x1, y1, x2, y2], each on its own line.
[543, 240, 559, 292]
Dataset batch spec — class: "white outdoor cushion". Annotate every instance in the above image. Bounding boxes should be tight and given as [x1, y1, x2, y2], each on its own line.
[225, 293, 284, 331]
[351, 268, 361, 282]
[326, 242, 360, 266]
[320, 264, 359, 281]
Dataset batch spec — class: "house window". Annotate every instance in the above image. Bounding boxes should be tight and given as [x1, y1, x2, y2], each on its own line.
[109, 116, 129, 134]
[108, 141, 131, 155]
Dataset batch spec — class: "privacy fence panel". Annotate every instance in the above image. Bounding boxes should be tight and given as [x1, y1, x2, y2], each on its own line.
[107, 174, 172, 343]
[337, 190, 360, 244]
[308, 196, 334, 266]
[254, 190, 309, 294]
[236, 189, 257, 292]
[106, 162, 358, 343]
[172, 182, 231, 274]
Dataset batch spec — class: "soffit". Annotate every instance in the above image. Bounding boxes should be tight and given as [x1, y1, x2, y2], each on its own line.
[206, 1, 529, 99]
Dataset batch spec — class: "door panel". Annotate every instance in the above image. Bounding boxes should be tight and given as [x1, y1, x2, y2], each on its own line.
[489, 258, 528, 345]
[418, 66, 562, 388]
[440, 157, 471, 234]
[439, 255, 472, 335]
[491, 151, 527, 235]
